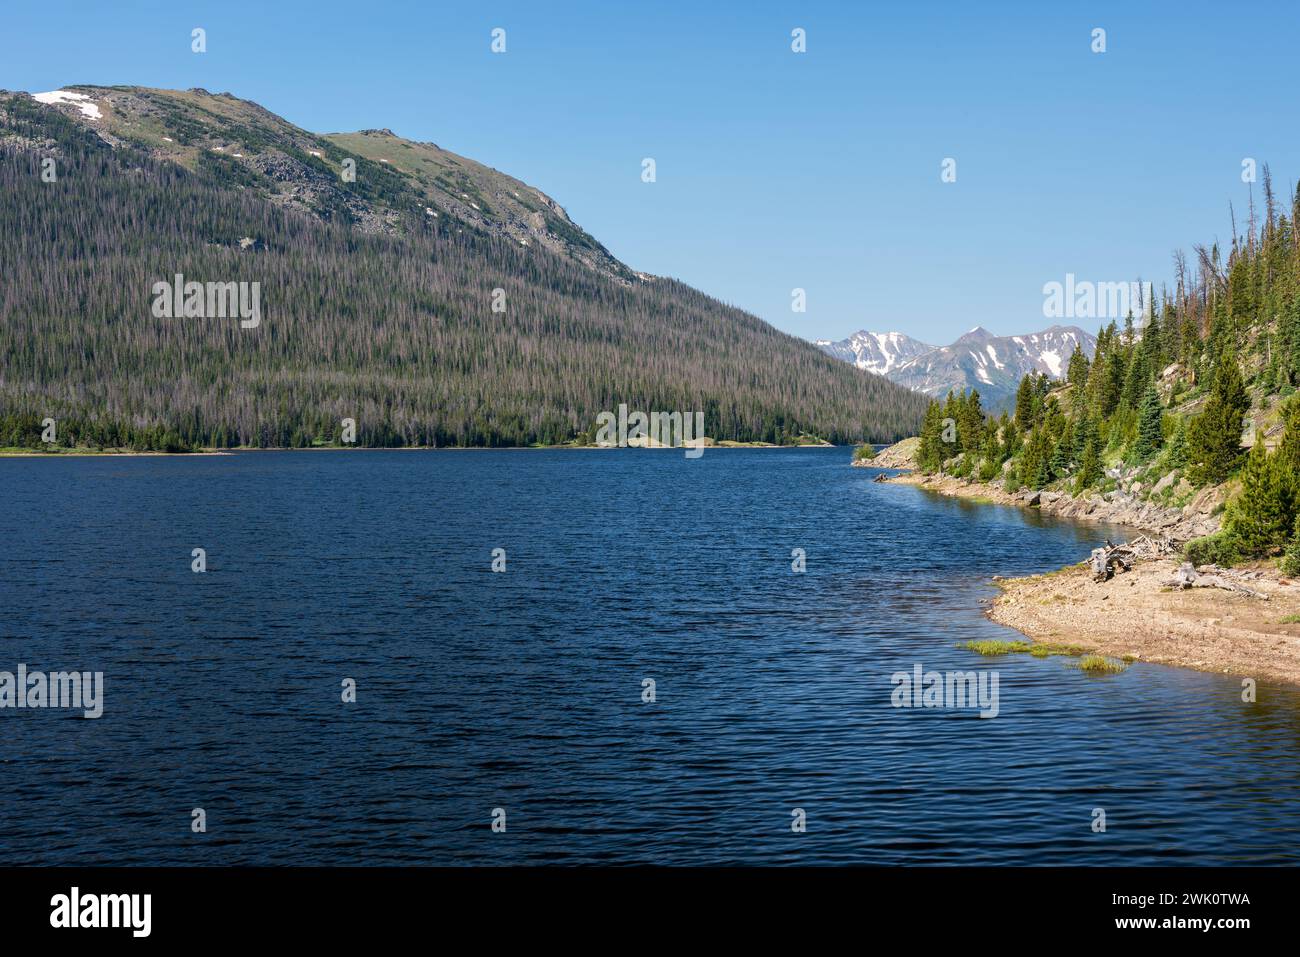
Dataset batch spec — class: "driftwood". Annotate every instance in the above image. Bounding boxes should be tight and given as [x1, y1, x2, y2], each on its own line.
[1091, 545, 1131, 581]
[1090, 535, 1175, 582]
[1163, 562, 1270, 600]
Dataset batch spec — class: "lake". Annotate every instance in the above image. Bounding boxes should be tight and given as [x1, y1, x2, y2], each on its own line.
[2, 447, 1299, 865]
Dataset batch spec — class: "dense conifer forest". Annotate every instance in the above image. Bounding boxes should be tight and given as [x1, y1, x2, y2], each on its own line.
[0, 90, 928, 451]
[913, 167, 1300, 571]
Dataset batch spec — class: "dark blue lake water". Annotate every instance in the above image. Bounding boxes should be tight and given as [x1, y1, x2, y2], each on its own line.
[2, 447, 1299, 865]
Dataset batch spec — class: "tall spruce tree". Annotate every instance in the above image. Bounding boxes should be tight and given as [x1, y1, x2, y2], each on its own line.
[1133, 382, 1164, 460]
[916, 401, 944, 472]
[1283, 515, 1300, 576]
[1187, 353, 1249, 485]
[1074, 411, 1103, 493]
[1224, 442, 1291, 556]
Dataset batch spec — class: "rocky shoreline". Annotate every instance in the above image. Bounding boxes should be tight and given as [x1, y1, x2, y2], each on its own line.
[860, 437, 1222, 543]
[879, 467, 1223, 543]
[865, 438, 1300, 686]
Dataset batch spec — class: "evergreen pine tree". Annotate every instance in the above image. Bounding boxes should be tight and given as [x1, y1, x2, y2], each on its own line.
[1049, 426, 1071, 479]
[1074, 412, 1103, 493]
[1133, 382, 1164, 460]
[958, 389, 985, 457]
[1066, 345, 1090, 393]
[1014, 376, 1036, 431]
[916, 401, 944, 472]
[1166, 418, 1189, 469]
[1187, 353, 1249, 485]
[1272, 397, 1300, 538]
[1224, 442, 1291, 556]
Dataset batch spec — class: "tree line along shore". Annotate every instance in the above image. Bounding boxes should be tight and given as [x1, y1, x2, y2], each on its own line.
[856, 177, 1300, 682]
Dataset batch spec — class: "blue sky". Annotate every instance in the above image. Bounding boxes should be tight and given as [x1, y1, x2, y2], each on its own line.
[3, 0, 1297, 345]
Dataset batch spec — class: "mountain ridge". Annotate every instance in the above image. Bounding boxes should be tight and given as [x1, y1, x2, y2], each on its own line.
[812, 330, 935, 376]
[0, 84, 929, 449]
[817, 324, 1097, 409]
[15, 83, 636, 280]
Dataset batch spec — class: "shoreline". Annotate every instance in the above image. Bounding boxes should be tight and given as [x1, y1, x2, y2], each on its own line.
[867, 439, 1300, 687]
[0, 441, 843, 457]
[986, 557, 1300, 686]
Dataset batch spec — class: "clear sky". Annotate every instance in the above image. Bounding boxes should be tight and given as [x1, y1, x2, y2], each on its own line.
[2, 0, 1297, 346]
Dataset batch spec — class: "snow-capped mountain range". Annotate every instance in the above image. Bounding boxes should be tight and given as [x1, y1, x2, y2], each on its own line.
[812, 330, 936, 376]
[815, 325, 1097, 409]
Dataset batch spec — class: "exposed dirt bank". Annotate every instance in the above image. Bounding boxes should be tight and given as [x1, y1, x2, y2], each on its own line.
[988, 558, 1300, 685]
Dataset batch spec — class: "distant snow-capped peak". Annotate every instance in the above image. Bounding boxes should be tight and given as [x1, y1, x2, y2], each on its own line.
[812, 330, 935, 376]
[816, 324, 1097, 410]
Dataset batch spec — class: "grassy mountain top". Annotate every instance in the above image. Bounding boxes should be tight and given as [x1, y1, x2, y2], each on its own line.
[23, 84, 630, 278]
[323, 128, 629, 278]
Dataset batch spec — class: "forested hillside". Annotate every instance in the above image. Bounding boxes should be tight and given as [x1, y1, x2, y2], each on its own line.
[0, 87, 928, 450]
[912, 167, 1300, 571]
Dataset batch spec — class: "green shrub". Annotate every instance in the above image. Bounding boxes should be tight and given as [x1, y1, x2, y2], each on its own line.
[1282, 517, 1300, 576]
[1184, 531, 1241, 568]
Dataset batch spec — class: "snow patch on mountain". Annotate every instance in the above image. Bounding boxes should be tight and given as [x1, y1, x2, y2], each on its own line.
[33, 90, 102, 120]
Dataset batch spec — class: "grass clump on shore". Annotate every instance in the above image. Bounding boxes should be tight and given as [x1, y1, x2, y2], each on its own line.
[966, 639, 1092, 659]
[1280, 614, 1300, 624]
[963, 639, 1032, 656]
[1077, 655, 1128, 674]
[853, 444, 876, 461]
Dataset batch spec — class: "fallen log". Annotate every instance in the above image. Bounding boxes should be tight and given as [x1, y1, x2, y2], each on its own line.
[1163, 562, 1270, 599]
